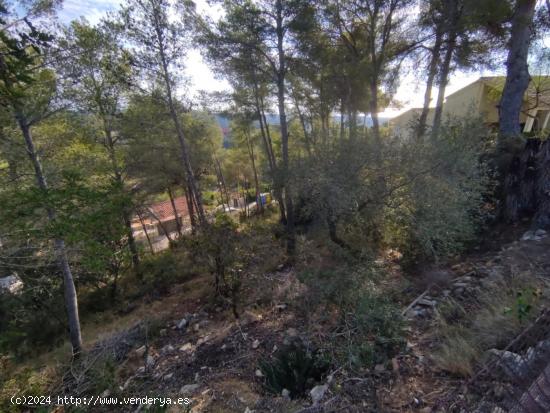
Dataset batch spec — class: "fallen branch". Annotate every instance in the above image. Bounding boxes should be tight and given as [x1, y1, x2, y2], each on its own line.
[401, 284, 433, 316]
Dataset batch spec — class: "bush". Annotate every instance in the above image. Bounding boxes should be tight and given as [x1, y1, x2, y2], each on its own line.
[290, 116, 491, 265]
[343, 292, 405, 367]
[298, 264, 405, 369]
[139, 251, 194, 295]
[382, 117, 491, 265]
[0, 277, 66, 358]
[259, 341, 329, 398]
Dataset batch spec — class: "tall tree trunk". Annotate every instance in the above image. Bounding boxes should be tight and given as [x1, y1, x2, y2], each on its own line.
[183, 183, 197, 233]
[417, 27, 443, 138]
[245, 129, 263, 213]
[368, 78, 381, 144]
[431, 32, 456, 139]
[535, 139, 550, 229]
[153, 20, 206, 226]
[340, 97, 346, 140]
[137, 210, 155, 254]
[124, 212, 140, 273]
[16, 115, 82, 356]
[432, 0, 461, 139]
[292, 92, 312, 156]
[252, 70, 276, 171]
[276, 0, 295, 253]
[253, 76, 286, 223]
[104, 126, 140, 276]
[498, 0, 537, 141]
[148, 208, 174, 245]
[214, 156, 231, 208]
[213, 163, 227, 211]
[348, 109, 358, 140]
[167, 187, 183, 237]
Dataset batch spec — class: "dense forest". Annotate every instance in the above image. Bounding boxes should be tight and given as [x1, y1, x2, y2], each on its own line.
[1, 0, 550, 412]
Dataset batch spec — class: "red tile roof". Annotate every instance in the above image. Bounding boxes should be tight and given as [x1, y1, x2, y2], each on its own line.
[148, 196, 189, 222]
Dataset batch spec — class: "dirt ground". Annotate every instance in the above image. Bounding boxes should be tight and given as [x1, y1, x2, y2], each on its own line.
[32, 222, 550, 413]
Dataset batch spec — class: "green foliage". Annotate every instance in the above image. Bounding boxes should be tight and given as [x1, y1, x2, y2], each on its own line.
[503, 287, 540, 323]
[0, 366, 54, 413]
[382, 117, 491, 264]
[139, 252, 194, 295]
[344, 292, 405, 367]
[298, 263, 405, 369]
[187, 213, 239, 289]
[291, 115, 490, 264]
[259, 341, 329, 398]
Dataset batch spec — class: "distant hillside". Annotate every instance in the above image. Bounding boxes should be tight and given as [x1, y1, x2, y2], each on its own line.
[213, 113, 390, 147]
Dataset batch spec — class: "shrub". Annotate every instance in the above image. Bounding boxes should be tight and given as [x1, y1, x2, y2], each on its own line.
[382, 116, 491, 265]
[290, 116, 491, 264]
[298, 264, 405, 369]
[259, 341, 329, 398]
[139, 251, 194, 295]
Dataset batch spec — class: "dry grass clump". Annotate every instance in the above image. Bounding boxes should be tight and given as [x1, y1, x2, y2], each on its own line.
[432, 274, 544, 377]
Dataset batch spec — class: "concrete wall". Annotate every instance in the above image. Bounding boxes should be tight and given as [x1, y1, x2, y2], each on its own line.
[441, 81, 483, 121]
[389, 76, 550, 137]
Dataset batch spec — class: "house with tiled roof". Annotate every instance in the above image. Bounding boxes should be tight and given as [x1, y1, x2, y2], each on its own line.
[132, 196, 189, 240]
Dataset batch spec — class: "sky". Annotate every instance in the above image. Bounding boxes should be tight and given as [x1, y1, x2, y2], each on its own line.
[55, 0, 502, 118]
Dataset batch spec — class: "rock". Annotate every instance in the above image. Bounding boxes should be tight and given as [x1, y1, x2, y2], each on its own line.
[487, 349, 530, 380]
[146, 355, 155, 368]
[282, 388, 291, 399]
[163, 373, 173, 381]
[255, 369, 264, 378]
[374, 363, 385, 372]
[522, 230, 536, 241]
[442, 289, 451, 297]
[122, 377, 133, 390]
[135, 345, 146, 357]
[286, 328, 298, 337]
[177, 318, 188, 330]
[180, 383, 200, 396]
[180, 343, 194, 352]
[453, 287, 465, 295]
[310, 384, 328, 405]
[244, 408, 254, 413]
[535, 229, 547, 238]
[197, 335, 210, 346]
[493, 383, 506, 399]
[161, 344, 174, 354]
[252, 339, 261, 349]
[522, 229, 547, 241]
[417, 298, 437, 307]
